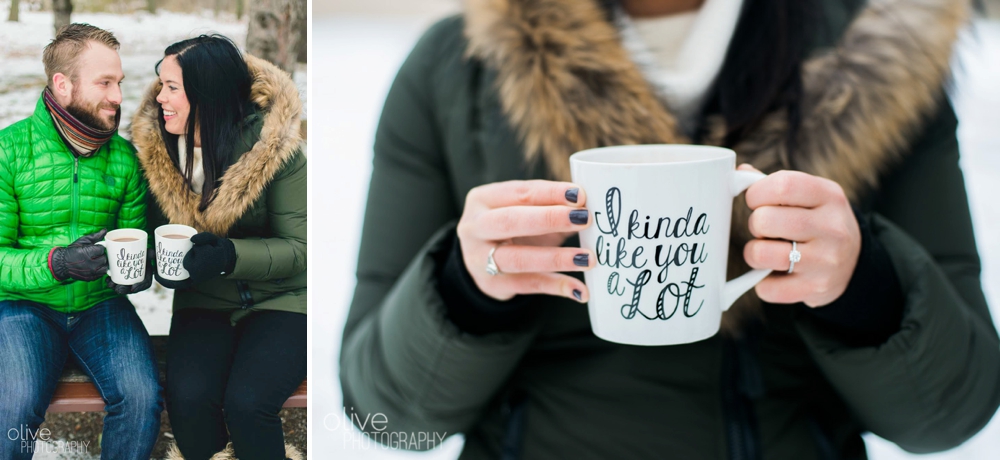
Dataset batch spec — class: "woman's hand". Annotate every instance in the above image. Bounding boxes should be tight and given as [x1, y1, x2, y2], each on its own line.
[154, 232, 236, 290]
[456, 180, 596, 303]
[739, 165, 861, 307]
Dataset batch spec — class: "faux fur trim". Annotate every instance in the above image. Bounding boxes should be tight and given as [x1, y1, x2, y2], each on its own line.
[464, 0, 686, 183]
[463, 0, 968, 333]
[164, 441, 303, 460]
[130, 54, 303, 236]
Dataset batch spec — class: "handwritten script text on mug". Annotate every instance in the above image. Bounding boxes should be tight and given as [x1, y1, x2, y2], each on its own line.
[116, 248, 146, 281]
[156, 243, 186, 277]
[593, 187, 710, 320]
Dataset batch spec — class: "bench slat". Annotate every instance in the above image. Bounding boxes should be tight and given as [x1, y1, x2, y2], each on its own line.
[47, 381, 308, 413]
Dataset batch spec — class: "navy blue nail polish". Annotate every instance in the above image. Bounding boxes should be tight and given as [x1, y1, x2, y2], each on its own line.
[570, 210, 588, 225]
[573, 254, 589, 267]
[572, 289, 583, 301]
[565, 188, 579, 203]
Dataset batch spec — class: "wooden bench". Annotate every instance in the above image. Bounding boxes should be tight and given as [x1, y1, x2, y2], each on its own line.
[47, 336, 307, 413]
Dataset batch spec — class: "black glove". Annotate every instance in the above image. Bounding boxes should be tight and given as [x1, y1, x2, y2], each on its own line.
[154, 271, 192, 290]
[184, 232, 237, 282]
[155, 232, 236, 289]
[50, 229, 109, 282]
[107, 253, 155, 295]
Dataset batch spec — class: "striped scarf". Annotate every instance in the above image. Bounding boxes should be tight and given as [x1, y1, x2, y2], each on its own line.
[43, 88, 118, 157]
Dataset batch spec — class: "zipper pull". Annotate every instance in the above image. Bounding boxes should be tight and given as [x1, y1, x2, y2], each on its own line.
[73, 157, 79, 183]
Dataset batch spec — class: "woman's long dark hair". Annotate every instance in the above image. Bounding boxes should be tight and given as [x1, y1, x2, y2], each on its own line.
[156, 34, 254, 211]
[601, 0, 824, 159]
[714, 0, 822, 157]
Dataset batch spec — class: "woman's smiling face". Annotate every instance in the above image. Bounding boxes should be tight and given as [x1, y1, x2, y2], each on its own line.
[155, 55, 190, 135]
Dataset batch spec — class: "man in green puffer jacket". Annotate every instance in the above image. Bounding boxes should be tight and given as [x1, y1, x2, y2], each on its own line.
[0, 24, 162, 460]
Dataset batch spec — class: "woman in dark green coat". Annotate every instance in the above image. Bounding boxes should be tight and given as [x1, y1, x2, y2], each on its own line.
[130, 36, 306, 460]
[341, 0, 1000, 458]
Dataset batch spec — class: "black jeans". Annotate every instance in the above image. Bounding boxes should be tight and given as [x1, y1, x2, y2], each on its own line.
[165, 308, 306, 460]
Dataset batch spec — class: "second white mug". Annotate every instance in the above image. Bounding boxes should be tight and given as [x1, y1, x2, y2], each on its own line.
[155, 224, 198, 281]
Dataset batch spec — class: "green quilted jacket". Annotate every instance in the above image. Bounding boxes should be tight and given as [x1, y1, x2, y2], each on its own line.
[0, 94, 147, 313]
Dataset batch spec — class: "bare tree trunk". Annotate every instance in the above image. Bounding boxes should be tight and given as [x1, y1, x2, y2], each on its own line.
[246, 0, 301, 74]
[146, 0, 156, 14]
[8, 0, 19, 22]
[295, 0, 306, 64]
[235, 0, 244, 20]
[53, 0, 72, 34]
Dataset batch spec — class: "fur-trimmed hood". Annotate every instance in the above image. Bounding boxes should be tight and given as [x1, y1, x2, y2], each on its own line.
[130, 54, 303, 236]
[463, 0, 968, 330]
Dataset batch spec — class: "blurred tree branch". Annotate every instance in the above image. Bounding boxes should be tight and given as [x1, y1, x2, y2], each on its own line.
[246, 0, 305, 73]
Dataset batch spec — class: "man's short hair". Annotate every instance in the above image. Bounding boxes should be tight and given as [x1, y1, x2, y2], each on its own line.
[42, 23, 120, 88]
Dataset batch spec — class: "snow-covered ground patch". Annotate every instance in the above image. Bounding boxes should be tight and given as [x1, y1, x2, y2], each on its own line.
[314, 14, 1000, 460]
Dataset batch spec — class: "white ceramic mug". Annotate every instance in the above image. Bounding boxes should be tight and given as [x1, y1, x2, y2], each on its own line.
[95, 228, 148, 286]
[570, 145, 771, 346]
[154, 224, 197, 281]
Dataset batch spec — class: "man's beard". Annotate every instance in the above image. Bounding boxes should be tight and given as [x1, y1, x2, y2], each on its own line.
[66, 88, 121, 132]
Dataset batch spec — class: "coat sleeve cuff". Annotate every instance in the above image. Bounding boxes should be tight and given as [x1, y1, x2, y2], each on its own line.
[340, 222, 544, 434]
[797, 207, 904, 346]
[436, 230, 533, 335]
[226, 238, 262, 279]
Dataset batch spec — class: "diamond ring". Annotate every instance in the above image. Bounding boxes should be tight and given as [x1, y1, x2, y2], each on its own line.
[788, 241, 801, 274]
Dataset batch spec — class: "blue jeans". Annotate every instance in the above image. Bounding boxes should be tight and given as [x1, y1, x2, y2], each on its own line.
[0, 297, 162, 459]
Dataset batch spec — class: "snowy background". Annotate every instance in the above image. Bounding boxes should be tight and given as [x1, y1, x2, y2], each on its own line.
[314, 8, 1000, 460]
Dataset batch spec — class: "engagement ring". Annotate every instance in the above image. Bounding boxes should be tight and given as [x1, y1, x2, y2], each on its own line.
[788, 241, 801, 274]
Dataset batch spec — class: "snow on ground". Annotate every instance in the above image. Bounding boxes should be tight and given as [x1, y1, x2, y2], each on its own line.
[315, 14, 1000, 460]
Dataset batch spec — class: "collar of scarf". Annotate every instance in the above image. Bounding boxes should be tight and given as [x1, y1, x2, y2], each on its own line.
[43, 88, 119, 158]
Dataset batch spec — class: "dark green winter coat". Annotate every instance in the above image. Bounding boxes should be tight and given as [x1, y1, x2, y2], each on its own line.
[341, 0, 1000, 458]
[130, 55, 307, 322]
[0, 94, 147, 312]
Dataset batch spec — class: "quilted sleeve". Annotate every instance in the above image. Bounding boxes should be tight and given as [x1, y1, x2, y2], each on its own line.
[0, 146, 63, 292]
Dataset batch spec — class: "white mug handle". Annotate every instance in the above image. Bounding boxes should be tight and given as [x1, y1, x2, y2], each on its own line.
[94, 240, 113, 277]
[721, 170, 771, 311]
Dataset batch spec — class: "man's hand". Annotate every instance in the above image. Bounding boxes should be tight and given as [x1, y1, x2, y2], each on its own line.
[50, 229, 109, 282]
[107, 253, 154, 294]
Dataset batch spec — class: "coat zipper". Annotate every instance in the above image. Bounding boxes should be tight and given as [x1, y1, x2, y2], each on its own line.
[66, 155, 79, 307]
[236, 280, 254, 309]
